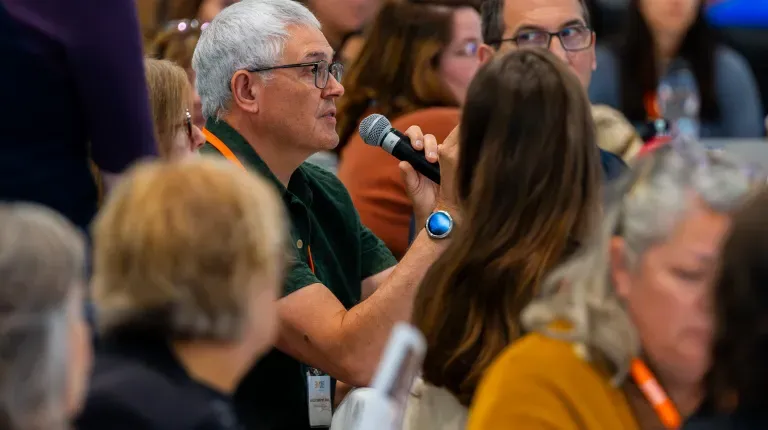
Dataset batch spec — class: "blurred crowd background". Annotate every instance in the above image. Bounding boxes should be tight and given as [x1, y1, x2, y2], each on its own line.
[1, 0, 768, 429]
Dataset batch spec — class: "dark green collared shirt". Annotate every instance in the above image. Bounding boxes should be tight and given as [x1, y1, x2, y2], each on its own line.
[200, 118, 397, 430]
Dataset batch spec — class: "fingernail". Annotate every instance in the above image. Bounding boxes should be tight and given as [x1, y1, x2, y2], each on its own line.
[415, 139, 423, 147]
[428, 151, 436, 158]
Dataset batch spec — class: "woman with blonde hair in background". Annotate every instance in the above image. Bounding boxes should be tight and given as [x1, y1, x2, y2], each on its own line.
[0, 203, 92, 430]
[77, 159, 286, 430]
[144, 59, 206, 161]
[592, 104, 645, 163]
[468, 141, 757, 429]
[405, 49, 602, 430]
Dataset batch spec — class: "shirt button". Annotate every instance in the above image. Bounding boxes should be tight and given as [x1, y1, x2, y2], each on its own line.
[296, 239, 303, 249]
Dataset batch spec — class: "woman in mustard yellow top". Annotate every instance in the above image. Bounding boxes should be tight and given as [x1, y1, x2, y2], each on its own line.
[468, 142, 759, 430]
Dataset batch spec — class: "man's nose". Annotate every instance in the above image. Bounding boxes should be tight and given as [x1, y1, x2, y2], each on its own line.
[323, 74, 345, 98]
[548, 36, 569, 64]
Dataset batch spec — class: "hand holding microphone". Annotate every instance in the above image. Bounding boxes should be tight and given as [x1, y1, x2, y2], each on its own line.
[359, 114, 460, 228]
[359, 114, 441, 183]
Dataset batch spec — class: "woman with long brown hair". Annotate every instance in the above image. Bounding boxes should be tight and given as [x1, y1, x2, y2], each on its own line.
[589, 0, 763, 138]
[404, 48, 601, 430]
[337, 0, 482, 259]
[693, 188, 768, 429]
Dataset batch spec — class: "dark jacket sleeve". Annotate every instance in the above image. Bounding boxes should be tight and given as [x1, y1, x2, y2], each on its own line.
[67, 0, 158, 172]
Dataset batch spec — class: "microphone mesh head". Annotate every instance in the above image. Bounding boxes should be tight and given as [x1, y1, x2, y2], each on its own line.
[359, 114, 391, 147]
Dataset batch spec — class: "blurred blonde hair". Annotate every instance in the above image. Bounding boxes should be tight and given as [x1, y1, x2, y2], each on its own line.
[521, 140, 759, 384]
[591, 104, 644, 163]
[92, 158, 287, 341]
[144, 58, 193, 159]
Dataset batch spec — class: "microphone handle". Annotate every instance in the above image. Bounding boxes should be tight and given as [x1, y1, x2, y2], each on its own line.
[389, 131, 441, 184]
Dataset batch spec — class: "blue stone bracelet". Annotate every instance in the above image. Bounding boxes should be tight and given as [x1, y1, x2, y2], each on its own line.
[425, 210, 453, 239]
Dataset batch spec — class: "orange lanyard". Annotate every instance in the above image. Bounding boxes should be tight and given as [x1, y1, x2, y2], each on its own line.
[203, 127, 316, 274]
[202, 127, 247, 170]
[630, 358, 682, 429]
[644, 92, 661, 120]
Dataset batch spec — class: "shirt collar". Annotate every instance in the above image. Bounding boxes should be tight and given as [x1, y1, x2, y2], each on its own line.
[204, 118, 313, 205]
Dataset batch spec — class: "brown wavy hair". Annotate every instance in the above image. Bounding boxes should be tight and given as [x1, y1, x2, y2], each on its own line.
[708, 188, 768, 414]
[412, 49, 601, 406]
[146, 25, 201, 70]
[136, 0, 204, 45]
[336, 0, 472, 151]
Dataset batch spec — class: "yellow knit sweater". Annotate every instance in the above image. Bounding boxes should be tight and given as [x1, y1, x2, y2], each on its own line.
[468, 333, 640, 430]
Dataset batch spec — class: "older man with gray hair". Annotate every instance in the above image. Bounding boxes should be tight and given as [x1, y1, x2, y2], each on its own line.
[192, 1, 459, 429]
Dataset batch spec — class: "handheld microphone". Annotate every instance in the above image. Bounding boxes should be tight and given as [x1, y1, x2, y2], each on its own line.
[359, 114, 441, 184]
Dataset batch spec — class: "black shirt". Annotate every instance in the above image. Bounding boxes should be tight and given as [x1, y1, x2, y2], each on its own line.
[76, 332, 243, 430]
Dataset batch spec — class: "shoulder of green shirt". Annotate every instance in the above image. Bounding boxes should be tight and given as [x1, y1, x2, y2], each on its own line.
[298, 161, 345, 192]
[299, 161, 397, 277]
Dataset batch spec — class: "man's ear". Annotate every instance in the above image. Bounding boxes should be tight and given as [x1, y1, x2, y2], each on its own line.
[610, 236, 632, 299]
[478, 43, 496, 65]
[230, 70, 260, 114]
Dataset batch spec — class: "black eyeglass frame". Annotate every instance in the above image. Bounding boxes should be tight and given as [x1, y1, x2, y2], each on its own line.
[246, 60, 344, 90]
[490, 24, 595, 52]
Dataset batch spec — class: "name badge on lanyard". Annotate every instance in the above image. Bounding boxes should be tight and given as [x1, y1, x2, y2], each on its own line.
[303, 247, 328, 427]
[307, 367, 332, 428]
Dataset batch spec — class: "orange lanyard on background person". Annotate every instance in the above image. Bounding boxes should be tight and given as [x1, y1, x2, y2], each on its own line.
[630, 358, 682, 429]
[644, 92, 661, 120]
[202, 127, 316, 274]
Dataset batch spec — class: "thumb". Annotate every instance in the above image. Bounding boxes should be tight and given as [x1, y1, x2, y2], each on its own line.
[399, 161, 420, 196]
[443, 125, 460, 148]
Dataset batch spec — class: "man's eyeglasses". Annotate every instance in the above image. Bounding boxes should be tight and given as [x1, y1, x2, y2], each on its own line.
[493, 24, 594, 52]
[247, 60, 344, 90]
[450, 41, 480, 57]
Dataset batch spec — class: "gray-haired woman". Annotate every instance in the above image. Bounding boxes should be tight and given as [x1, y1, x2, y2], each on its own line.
[0, 203, 92, 430]
[467, 141, 759, 430]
